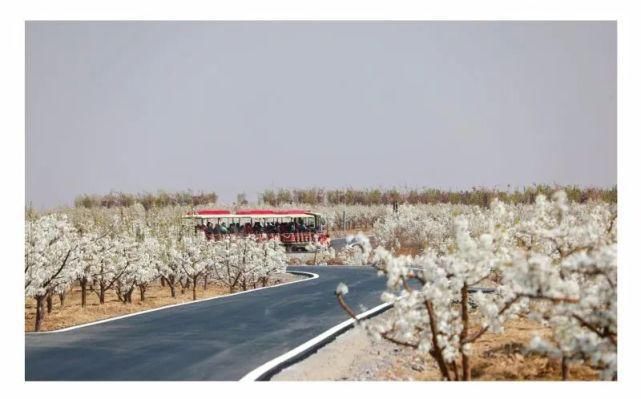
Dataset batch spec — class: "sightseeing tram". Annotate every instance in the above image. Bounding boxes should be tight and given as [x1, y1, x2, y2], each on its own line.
[183, 209, 329, 252]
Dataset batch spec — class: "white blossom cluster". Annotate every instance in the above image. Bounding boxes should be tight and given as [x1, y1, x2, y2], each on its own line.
[25, 214, 82, 299]
[304, 232, 371, 266]
[208, 235, 288, 292]
[342, 193, 616, 380]
[304, 241, 337, 266]
[25, 205, 287, 330]
[338, 233, 373, 266]
[314, 204, 389, 231]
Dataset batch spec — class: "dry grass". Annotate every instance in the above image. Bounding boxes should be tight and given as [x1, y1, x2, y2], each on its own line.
[25, 273, 302, 332]
[377, 316, 600, 381]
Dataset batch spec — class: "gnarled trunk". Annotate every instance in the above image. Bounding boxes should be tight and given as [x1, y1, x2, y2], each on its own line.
[192, 276, 198, 300]
[35, 295, 46, 332]
[99, 282, 106, 304]
[46, 295, 53, 314]
[80, 278, 88, 308]
[139, 285, 146, 302]
[561, 356, 570, 380]
[460, 283, 471, 381]
[58, 292, 65, 308]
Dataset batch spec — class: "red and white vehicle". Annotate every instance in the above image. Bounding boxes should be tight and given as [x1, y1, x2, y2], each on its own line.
[183, 209, 330, 252]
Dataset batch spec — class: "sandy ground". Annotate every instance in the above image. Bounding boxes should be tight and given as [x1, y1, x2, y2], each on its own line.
[25, 272, 302, 332]
[272, 311, 600, 381]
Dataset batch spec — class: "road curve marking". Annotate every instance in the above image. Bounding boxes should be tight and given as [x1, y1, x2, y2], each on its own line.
[26, 271, 319, 335]
[239, 301, 392, 381]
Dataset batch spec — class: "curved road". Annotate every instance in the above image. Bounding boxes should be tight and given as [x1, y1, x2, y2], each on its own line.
[25, 266, 387, 381]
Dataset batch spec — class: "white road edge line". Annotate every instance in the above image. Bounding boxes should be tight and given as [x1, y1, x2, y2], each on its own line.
[239, 301, 392, 381]
[26, 271, 319, 335]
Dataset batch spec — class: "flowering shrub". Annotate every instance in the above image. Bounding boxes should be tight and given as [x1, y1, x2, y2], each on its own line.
[305, 242, 337, 265]
[209, 235, 287, 293]
[25, 215, 83, 331]
[336, 192, 617, 380]
[24, 206, 288, 331]
[337, 233, 373, 266]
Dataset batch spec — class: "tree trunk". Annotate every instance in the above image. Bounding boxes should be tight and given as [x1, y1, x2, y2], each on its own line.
[35, 295, 46, 332]
[460, 283, 471, 381]
[58, 292, 65, 308]
[80, 278, 87, 308]
[450, 361, 460, 381]
[160, 277, 166, 287]
[192, 277, 198, 300]
[169, 284, 176, 298]
[46, 295, 53, 314]
[99, 283, 106, 304]
[203, 275, 208, 291]
[139, 285, 146, 302]
[425, 300, 451, 381]
[561, 356, 570, 380]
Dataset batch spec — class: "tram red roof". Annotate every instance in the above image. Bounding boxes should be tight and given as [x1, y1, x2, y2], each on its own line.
[184, 209, 315, 219]
[236, 209, 275, 215]
[236, 209, 311, 215]
[273, 209, 310, 214]
[194, 209, 231, 216]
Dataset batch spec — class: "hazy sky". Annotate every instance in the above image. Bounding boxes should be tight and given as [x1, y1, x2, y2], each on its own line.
[26, 21, 616, 209]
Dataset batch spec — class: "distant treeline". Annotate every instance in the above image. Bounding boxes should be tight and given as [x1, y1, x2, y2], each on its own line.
[71, 185, 617, 210]
[74, 191, 218, 209]
[259, 186, 617, 207]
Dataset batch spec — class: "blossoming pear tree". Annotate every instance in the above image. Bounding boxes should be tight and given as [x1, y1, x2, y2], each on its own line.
[25, 215, 83, 331]
[336, 192, 617, 380]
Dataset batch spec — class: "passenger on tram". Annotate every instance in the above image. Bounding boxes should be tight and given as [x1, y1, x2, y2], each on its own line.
[268, 222, 276, 233]
[205, 222, 215, 235]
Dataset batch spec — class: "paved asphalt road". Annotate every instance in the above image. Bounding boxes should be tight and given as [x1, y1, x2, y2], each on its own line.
[330, 237, 348, 251]
[25, 266, 387, 381]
